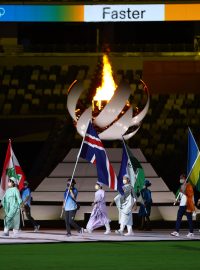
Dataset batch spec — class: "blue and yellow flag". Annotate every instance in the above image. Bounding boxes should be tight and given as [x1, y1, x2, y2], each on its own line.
[187, 127, 199, 176]
[187, 128, 200, 191]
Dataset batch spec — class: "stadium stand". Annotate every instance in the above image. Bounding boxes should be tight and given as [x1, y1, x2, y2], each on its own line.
[0, 54, 200, 196]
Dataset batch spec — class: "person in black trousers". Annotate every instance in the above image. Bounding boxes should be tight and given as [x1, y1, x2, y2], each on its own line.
[21, 181, 40, 232]
[62, 179, 83, 237]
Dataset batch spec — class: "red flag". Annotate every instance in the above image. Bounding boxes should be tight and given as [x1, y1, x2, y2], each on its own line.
[0, 139, 25, 199]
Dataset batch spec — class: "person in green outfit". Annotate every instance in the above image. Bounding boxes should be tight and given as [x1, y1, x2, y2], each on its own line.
[1, 177, 23, 237]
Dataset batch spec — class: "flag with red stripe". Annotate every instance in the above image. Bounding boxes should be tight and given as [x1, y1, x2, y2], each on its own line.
[80, 121, 118, 191]
[0, 139, 25, 199]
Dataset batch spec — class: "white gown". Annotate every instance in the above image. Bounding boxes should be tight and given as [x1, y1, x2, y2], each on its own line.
[114, 193, 136, 226]
[86, 189, 110, 231]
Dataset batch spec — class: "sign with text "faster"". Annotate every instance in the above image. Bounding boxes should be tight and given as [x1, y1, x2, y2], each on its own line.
[84, 5, 164, 22]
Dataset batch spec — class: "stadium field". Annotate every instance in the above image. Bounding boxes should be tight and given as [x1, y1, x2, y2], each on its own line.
[0, 241, 200, 270]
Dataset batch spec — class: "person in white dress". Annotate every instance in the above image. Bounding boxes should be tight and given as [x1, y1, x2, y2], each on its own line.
[85, 182, 111, 234]
[111, 174, 136, 236]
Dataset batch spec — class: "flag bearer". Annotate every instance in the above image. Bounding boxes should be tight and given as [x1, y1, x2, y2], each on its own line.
[1, 177, 22, 237]
[112, 174, 136, 236]
[171, 174, 195, 238]
[62, 178, 83, 237]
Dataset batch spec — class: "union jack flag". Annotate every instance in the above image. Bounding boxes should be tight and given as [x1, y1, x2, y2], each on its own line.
[80, 121, 118, 191]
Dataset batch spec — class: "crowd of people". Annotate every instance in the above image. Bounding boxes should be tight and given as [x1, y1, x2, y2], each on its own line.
[62, 173, 199, 238]
[63, 174, 153, 237]
[0, 173, 199, 238]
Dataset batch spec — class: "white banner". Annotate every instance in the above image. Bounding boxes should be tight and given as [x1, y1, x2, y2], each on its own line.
[84, 4, 165, 22]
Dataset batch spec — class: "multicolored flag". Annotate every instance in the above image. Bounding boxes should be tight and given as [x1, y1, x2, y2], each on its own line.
[79, 121, 118, 191]
[118, 138, 145, 194]
[187, 127, 199, 176]
[187, 128, 200, 191]
[0, 139, 25, 199]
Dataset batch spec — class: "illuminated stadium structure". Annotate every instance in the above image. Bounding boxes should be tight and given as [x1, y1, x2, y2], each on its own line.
[0, 0, 200, 226]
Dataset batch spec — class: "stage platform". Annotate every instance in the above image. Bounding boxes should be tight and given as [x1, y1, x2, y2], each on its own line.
[0, 229, 200, 244]
[0, 148, 176, 222]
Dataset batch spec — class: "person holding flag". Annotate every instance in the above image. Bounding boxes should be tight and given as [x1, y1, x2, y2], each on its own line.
[60, 121, 118, 234]
[61, 120, 119, 235]
[110, 137, 144, 236]
[171, 174, 195, 238]
[112, 174, 136, 236]
[0, 139, 26, 236]
[0, 139, 25, 200]
[62, 178, 83, 237]
[60, 121, 117, 235]
[0, 177, 23, 237]
[171, 128, 198, 238]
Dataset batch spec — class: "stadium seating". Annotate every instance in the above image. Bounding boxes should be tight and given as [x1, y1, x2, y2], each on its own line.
[0, 56, 200, 198]
[0, 61, 199, 169]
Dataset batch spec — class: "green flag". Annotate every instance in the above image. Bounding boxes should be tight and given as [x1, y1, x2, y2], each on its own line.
[118, 138, 145, 193]
[126, 145, 145, 192]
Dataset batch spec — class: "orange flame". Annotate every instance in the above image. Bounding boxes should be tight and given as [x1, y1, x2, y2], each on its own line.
[93, 54, 117, 110]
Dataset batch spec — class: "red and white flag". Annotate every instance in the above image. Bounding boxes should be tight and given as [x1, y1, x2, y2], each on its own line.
[0, 139, 25, 199]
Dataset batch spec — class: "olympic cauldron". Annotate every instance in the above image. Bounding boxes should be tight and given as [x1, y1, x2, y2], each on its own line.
[67, 55, 150, 140]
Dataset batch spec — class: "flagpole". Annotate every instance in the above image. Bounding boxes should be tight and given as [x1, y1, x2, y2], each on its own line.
[121, 136, 129, 163]
[21, 208, 25, 227]
[121, 135, 137, 190]
[121, 135, 136, 188]
[60, 120, 91, 218]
